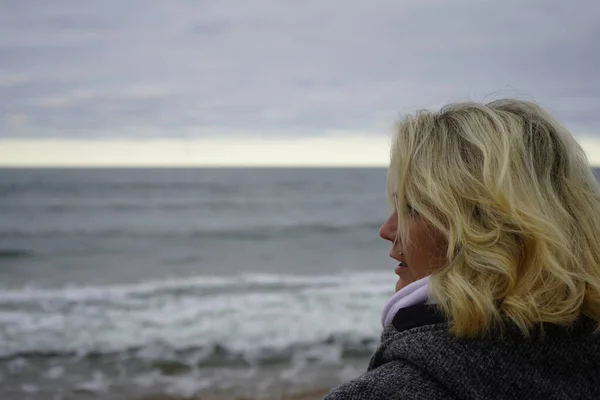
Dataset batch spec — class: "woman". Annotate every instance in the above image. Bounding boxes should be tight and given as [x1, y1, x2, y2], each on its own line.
[324, 99, 600, 399]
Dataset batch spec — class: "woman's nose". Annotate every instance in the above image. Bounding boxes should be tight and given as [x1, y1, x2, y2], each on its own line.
[379, 212, 397, 242]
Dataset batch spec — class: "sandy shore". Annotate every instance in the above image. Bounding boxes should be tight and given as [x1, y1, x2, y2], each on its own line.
[140, 387, 331, 400]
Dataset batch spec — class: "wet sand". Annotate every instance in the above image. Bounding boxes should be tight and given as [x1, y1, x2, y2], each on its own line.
[140, 387, 331, 400]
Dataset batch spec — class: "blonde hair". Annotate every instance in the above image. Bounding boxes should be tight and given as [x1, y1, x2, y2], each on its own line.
[387, 99, 600, 337]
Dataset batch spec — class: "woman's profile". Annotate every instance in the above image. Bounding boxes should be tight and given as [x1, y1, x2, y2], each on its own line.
[324, 99, 600, 399]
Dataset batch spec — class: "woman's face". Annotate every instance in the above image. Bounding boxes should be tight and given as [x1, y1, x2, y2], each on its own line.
[379, 208, 448, 292]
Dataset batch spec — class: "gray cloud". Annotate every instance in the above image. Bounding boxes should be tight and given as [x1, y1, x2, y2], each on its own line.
[1, 0, 599, 138]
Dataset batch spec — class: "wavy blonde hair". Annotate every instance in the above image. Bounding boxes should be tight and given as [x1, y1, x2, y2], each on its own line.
[387, 99, 600, 337]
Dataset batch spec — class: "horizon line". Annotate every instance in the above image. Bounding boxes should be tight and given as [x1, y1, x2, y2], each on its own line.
[3, 136, 600, 168]
[0, 164, 389, 169]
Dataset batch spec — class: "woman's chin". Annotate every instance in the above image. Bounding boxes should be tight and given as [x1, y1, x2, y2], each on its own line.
[395, 277, 409, 292]
[395, 267, 415, 292]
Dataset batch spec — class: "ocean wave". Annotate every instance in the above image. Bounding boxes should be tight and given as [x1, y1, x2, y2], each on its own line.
[0, 272, 392, 362]
[0, 249, 33, 259]
[0, 180, 237, 197]
[0, 272, 358, 302]
[2, 192, 382, 213]
[0, 333, 378, 368]
[0, 273, 392, 310]
[0, 221, 382, 240]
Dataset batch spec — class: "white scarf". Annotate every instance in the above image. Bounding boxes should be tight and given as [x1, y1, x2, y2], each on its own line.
[381, 275, 431, 327]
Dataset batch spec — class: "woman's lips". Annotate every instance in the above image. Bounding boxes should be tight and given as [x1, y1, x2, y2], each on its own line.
[395, 262, 408, 275]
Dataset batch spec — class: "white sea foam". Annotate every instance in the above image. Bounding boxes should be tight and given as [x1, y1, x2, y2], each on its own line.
[74, 371, 110, 394]
[0, 272, 394, 360]
[21, 383, 39, 393]
[44, 365, 65, 380]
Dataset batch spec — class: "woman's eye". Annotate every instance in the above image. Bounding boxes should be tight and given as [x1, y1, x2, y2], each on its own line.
[392, 193, 416, 215]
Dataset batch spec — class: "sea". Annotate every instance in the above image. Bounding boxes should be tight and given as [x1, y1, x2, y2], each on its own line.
[0, 168, 398, 400]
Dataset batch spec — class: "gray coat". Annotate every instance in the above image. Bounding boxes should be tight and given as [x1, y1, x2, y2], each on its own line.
[324, 304, 600, 400]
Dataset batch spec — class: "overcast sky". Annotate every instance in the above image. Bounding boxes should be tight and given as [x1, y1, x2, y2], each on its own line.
[0, 0, 599, 165]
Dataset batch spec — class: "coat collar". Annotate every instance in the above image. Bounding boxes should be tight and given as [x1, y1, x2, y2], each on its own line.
[392, 303, 445, 333]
